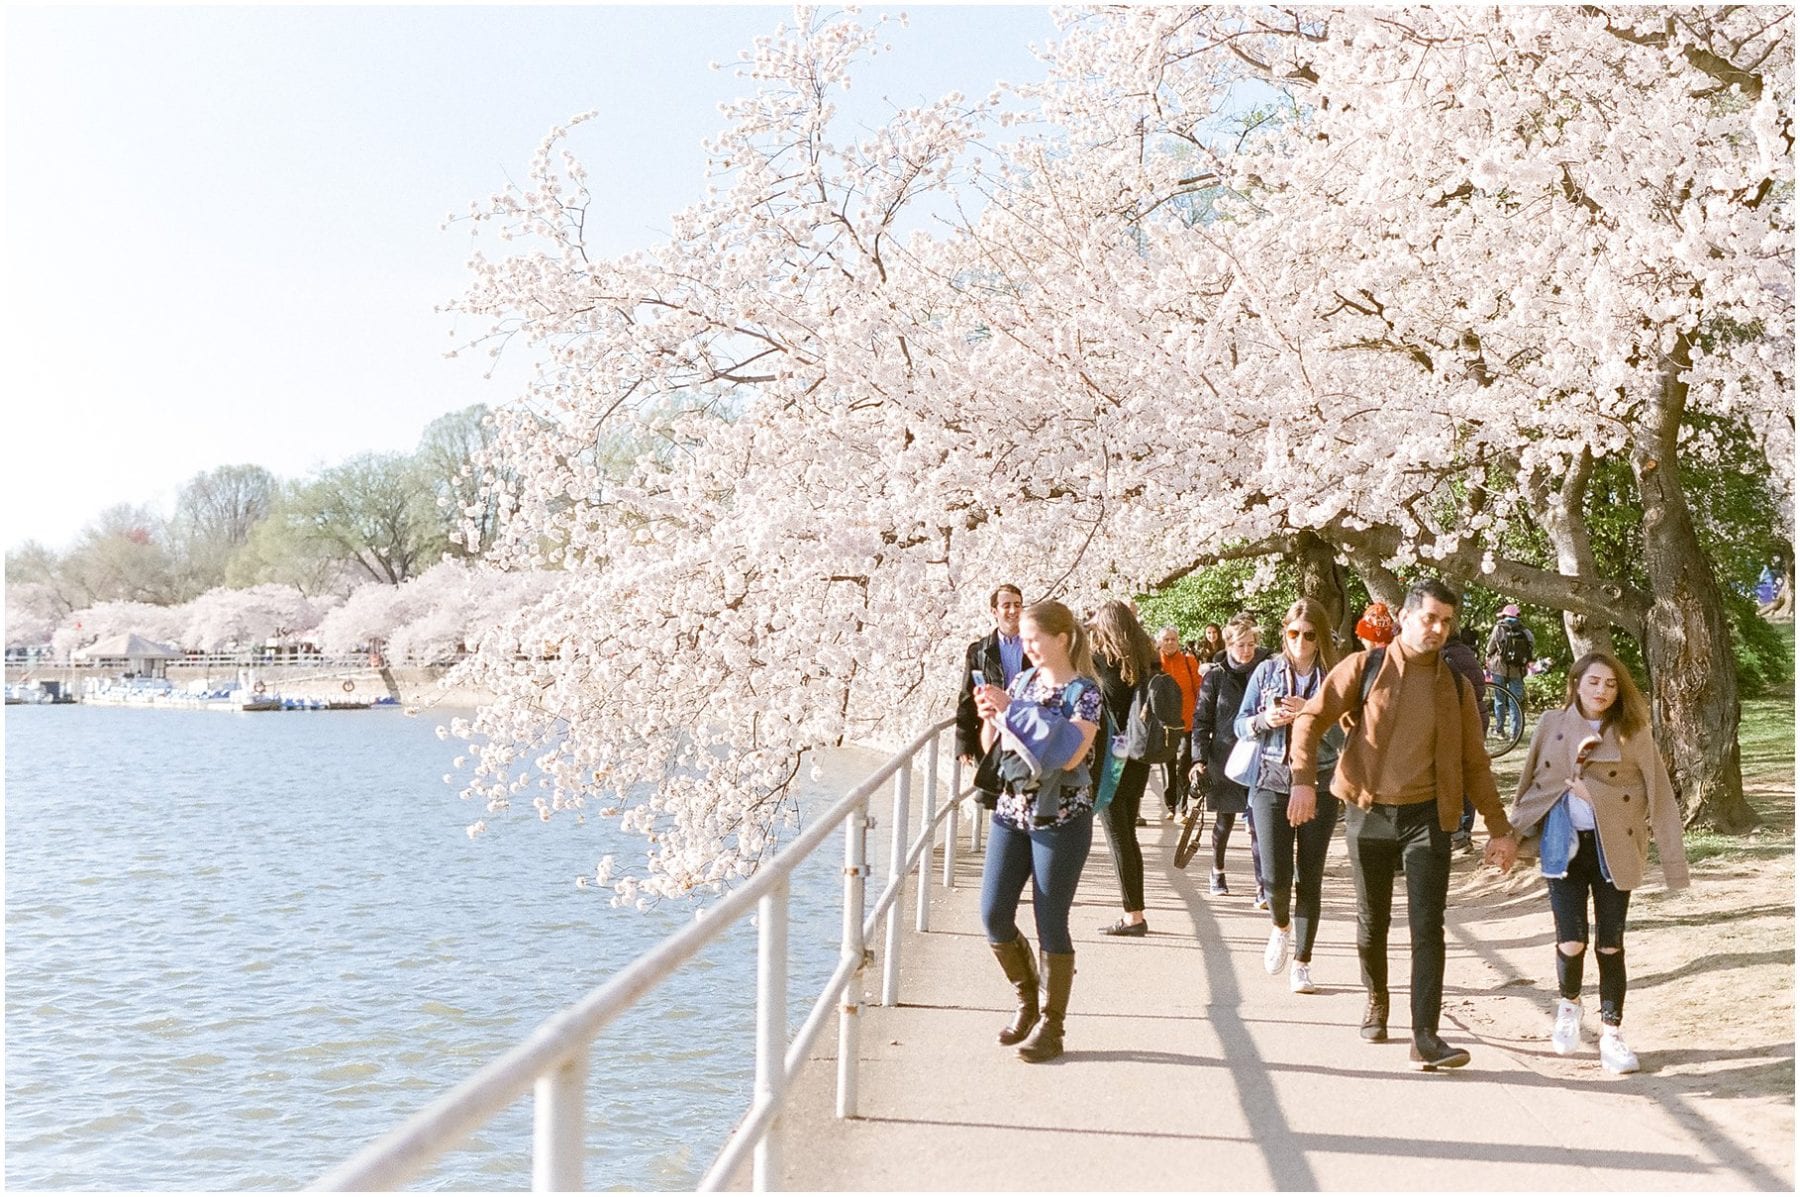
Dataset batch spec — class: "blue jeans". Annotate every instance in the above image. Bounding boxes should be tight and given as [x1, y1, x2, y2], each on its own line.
[1250, 786, 1341, 962]
[1499, 674, 1526, 738]
[980, 810, 1093, 954]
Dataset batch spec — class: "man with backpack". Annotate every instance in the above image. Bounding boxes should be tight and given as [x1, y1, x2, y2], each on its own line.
[1485, 603, 1535, 743]
[1286, 579, 1520, 1070]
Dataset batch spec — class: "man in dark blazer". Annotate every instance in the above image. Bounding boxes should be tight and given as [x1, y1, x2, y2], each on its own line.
[956, 584, 1025, 805]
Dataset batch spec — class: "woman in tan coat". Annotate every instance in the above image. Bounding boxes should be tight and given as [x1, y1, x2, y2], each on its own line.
[1509, 651, 1690, 1073]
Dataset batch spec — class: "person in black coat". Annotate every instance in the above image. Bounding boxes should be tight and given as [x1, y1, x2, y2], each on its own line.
[956, 585, 1026, 805]
[1190, 613, 1271, 901]
[1088, 600, 1161, 937]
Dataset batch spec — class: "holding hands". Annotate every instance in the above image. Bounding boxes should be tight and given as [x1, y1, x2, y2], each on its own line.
[1483, 832, 1520, 872]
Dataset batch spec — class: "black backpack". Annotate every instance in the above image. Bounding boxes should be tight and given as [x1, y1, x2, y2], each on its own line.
[1497, 620, 1532, 668]
[1126, 670, 1185, 763]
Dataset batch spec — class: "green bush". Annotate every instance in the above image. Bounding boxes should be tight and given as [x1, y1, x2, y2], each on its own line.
[1724, 593, 1794, 694]
[1135, 560, 1302, 643]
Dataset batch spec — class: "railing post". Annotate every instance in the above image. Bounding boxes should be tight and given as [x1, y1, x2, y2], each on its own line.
[944, 747, 961, 888]
[916, 734, 938, 931]
[531, 1052, 587, 1191]
[881, 764, 911, 1007]
[837, 803, 869, 1119]
[752, 879, 788, 1191]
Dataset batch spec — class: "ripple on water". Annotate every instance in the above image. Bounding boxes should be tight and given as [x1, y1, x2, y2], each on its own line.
[314, 1061, 381, 1082]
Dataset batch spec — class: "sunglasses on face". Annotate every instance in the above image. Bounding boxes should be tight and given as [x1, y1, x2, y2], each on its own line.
[1284, 628, 1317, 642]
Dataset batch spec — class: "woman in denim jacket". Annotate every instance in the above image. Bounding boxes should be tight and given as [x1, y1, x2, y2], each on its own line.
[1233, 598, 1344, 995]
[1508, 651, 1689, 1073]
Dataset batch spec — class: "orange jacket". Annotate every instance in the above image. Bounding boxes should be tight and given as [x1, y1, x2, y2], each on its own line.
[1159, 650, 1203, 729]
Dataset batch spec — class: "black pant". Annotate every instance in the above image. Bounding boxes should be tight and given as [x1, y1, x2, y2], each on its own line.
[1546, 830, 1632, 1026]
[1158, 737, 1192, 812]
[1343, 800, 1451, 1037]
[1099, 759, 1150, 912]
[1251, 786, 1341, 962]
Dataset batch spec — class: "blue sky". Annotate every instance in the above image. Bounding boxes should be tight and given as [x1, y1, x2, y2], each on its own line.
[3, 5, 1058, 551]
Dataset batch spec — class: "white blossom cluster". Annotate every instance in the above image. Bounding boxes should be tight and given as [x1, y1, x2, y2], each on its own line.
[442, 6, 1792, 902]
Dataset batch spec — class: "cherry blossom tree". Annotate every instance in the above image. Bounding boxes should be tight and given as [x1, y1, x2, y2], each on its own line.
[178, 584, 321, 652]
[5, 582, 66, 650]
[381, 560, 558, 663]
[56, 601, 187, 659]
[446, 6, 1791, 899]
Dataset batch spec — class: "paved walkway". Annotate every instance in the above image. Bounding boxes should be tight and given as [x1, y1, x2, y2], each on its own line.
[751, 806, 1790, 1191]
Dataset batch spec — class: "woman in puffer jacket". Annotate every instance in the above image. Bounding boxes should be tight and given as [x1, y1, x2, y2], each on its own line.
[1508, 651, 1689, 1074]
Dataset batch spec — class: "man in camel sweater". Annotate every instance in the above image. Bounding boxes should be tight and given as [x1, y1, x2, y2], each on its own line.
[1287, 578, 1520, 1070]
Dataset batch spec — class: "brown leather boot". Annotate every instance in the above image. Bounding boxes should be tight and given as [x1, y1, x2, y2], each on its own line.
[1018, 951, 1074, 1063]
[989, 935, 1039, 1046]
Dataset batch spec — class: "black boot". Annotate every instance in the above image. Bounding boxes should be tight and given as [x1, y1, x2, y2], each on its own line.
[989, 936, 1039, 1047]
[1361, 992, 1389, 1043]
[1018, 951, 1074, 1063]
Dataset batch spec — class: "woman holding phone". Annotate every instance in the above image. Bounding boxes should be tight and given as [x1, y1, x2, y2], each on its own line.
[973, 599, 1102, 1063]
[1507, 652, 1689, 1073]
[1233, 598, 1343, 994]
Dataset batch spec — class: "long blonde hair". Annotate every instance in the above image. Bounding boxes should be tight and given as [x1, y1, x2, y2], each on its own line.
[1022, 600, 1097, 681]
[1088, 600, 1156, 685]
[1280, 597, 1340, 675]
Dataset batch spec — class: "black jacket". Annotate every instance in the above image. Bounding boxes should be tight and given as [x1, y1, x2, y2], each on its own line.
[955, 630, 1007, 759]
[1191, 648, 1271, 810]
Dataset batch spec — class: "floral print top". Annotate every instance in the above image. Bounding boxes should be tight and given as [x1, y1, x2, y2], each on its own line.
[993, 669, 1103, 831]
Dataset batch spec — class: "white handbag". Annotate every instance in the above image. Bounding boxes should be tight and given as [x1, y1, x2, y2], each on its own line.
[1224, 736, 1259, 787]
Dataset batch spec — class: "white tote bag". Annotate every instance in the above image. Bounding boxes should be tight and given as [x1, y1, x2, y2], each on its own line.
[1224, 736, 1259, 787]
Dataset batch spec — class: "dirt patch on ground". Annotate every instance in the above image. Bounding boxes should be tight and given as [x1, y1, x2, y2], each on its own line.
[1420, 761, 1796, 1188]
[1446, 853, 1793, 1164]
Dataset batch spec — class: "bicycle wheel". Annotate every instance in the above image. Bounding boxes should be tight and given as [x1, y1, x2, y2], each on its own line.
[1485, 687, 1526, 757]
[1173, 791, 1207, 869]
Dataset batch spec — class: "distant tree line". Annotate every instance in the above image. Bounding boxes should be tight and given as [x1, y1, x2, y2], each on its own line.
[5, 405, 504, 616]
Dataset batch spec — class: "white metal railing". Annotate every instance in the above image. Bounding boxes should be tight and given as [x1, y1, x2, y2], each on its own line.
[316, 718, 978, 1192]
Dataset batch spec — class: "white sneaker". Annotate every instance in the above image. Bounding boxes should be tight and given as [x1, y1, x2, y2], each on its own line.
[1289, 962, 1316, 994]
[1550, 997, 1582, 1056]
[1599, 1027, 1640, 1074]
[1264, 926, 1291, 975]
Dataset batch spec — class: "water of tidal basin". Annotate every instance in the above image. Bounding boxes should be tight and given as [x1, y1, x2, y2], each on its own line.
[5, 703, 884, 1190]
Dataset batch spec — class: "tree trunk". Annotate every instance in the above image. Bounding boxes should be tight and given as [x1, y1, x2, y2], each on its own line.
[1292, 531, 1348, 632]
[1525, 450, 1616, 658]
[1636, 341, 1756, 832]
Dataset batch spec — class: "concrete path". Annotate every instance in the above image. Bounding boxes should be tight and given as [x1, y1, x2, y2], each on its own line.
[750, 806, 1789, 1192]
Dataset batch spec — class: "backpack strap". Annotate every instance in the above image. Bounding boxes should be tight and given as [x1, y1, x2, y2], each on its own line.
[1358, 645, 1466, 712]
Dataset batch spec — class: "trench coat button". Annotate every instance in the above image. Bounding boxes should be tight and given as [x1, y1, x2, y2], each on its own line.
[1608, 770, 1617, 778]
[1555, 733, 1564, 740]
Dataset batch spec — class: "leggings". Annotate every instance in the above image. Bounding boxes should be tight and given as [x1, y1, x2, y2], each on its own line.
[980, 810, 1094, 955]
[1211, 809, 1266, 890]
[1546, 830, 1633, 1026]
[1250, 785, 1341, 963]
[1099, 759, 1150, 911]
